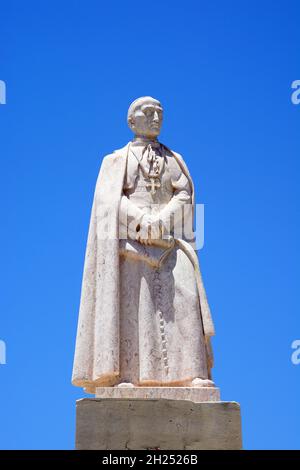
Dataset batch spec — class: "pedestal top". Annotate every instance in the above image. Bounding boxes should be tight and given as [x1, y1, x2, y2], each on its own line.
[95, 386, 221, 402]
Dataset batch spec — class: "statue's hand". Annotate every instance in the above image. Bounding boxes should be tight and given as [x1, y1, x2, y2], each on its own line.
[136, 214, 163, 245]
[149, 215, 163, 241]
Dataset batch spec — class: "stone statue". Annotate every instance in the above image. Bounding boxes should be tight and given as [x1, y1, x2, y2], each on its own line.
[72, 96, 216, 395]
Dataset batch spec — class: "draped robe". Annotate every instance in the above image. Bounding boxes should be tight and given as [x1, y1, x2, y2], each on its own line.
[72, 142, 215, 393]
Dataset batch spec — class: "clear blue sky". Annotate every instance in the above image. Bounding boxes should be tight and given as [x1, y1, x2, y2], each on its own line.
[0, 0, 299, 450]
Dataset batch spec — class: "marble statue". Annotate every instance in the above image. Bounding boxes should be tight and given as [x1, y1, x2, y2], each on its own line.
[72, 96, 216, 395]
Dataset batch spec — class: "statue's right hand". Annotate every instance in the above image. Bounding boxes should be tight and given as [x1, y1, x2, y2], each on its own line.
[136, 214, 163, 245]
[136, 215, 151, 245]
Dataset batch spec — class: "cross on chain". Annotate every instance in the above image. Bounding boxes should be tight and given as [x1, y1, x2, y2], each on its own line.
[146, 176, 161, 195]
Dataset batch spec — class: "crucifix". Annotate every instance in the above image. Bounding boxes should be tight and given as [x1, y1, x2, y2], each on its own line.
[146, 176, 161, 195]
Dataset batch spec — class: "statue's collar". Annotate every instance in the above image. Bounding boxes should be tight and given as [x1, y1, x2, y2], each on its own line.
[131, 137, 160, 148]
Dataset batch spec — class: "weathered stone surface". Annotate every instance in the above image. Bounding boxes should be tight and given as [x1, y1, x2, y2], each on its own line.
[76, 398, 242, 450]
[95, 386, 220, 402]
[72, 96, 216, 393]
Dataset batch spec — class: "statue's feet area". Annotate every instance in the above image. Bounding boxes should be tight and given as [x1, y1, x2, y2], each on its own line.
[99, 380, 221, 401]
[114, 379, 215, 388]
[191, 378, 215, 387]
[115, 382, 135, 388]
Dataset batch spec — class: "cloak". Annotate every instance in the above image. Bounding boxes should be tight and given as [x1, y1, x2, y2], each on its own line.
[72, 142, 215, 391]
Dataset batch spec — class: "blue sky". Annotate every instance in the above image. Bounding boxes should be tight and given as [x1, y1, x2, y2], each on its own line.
[0, 0, 299, 450]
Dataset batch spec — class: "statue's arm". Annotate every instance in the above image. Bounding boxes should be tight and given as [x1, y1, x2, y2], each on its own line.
[119, 194, 145, 240]
[158, 171, 192, 237]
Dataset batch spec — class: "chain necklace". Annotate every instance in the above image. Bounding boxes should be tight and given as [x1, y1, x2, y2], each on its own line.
[130, 142, 165, 195]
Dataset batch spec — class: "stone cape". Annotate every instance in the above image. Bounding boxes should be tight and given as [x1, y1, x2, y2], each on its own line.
[72, 142, 215, 393]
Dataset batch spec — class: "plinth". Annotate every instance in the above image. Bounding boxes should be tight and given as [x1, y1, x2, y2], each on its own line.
[75, 390, 242, 450]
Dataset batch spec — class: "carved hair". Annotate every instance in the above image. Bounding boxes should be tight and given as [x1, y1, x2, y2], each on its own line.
[127, 96, 162, 127]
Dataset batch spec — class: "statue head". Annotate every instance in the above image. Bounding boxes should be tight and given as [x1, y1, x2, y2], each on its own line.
[127, 96, 163, 139]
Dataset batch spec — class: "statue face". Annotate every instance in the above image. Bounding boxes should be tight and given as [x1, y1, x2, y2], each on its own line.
[130, 99, 163, 138]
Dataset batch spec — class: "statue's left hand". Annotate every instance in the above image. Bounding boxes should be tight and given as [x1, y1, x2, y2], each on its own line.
[136, 214, 163, 245]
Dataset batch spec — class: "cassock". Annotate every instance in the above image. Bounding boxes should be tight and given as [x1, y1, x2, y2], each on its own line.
[72, 141, 215, 393]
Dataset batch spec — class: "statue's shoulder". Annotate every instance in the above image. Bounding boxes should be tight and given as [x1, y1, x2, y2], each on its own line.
[162, 144, 189, 172]
[113, 142, 130, 158]
[96, 144, 129, 192]
[162, 144, 192, 182]
[162, 143, 184, 161]
[100, 143, 129, 168]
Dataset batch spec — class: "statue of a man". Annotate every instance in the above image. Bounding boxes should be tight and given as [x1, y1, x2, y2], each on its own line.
[72, 97, 215, 393]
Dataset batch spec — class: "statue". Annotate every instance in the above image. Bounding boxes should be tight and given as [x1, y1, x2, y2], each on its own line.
[72, 96, 216, 394]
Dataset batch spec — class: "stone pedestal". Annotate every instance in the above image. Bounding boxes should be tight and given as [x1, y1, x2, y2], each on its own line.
[75, 398, 242, 450]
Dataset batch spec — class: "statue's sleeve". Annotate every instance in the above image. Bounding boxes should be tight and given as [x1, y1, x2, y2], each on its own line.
[158, 163, 192, 235]
[119, 194, 145, 239]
